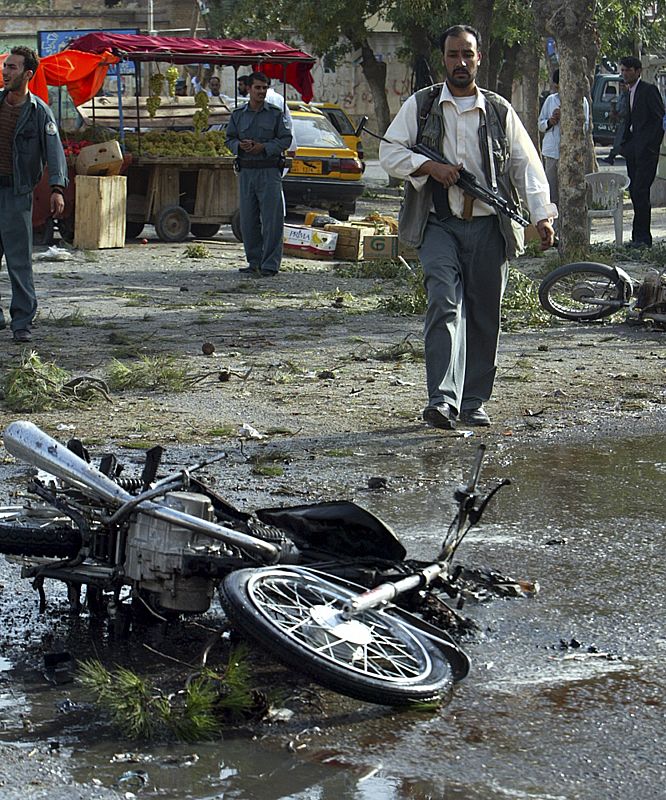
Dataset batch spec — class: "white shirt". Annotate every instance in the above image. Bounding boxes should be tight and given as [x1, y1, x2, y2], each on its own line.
[537, 92, 590, 159]
[380, 82, 556, 222]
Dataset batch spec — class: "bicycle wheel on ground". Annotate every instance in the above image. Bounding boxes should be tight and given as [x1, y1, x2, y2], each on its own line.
[220, 567, 454, 706]
[538, 261, 629, 321]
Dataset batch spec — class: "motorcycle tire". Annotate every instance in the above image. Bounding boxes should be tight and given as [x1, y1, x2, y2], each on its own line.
[0, 522, 81, 558]
[220, 567, 454, 706]
[538, 261, 628, 321]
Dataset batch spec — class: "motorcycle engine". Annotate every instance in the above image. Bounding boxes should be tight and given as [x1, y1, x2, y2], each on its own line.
[124, 491, 216, 613]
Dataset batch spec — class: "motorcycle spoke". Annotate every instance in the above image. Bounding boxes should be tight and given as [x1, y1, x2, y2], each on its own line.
[547, 272, 621, 316]
[249, 572, 431, 682]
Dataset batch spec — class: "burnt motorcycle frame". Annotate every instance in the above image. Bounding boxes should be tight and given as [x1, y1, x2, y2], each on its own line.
[538, 261, 666, 327]
[0, 421, 509, 706]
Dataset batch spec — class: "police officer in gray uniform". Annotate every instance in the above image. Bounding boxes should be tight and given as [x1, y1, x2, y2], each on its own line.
[0, 46, 67, 342]
[226, 71, 292, 276]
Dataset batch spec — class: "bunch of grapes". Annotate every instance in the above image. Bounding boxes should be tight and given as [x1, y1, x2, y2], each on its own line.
[146, 96, 162, 118]
[194, 90, 209, 110]
[147, 72, 165, 117]
[165, 66, 179, 97]
[149, 72, 164, 96]
[193, 110, 209, 135]
[123, 131, 233, 158]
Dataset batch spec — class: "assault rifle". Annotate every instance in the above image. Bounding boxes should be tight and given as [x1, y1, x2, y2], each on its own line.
[356, 117, 530, 228]
[412, 141, 530, 228]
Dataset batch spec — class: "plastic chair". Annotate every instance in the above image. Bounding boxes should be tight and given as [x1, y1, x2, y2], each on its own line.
[585, 171, 630, 246]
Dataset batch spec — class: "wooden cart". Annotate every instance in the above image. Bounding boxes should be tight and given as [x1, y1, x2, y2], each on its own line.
[67, 32, 316, 243]
[125, 155, 240, 242]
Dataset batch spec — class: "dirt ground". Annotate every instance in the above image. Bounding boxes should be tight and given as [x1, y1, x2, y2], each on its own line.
[0, 187, 665, 798]
[0, 189, 664, 469]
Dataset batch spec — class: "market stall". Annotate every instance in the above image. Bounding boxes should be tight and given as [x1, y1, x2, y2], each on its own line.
[66, 33, 316, 241]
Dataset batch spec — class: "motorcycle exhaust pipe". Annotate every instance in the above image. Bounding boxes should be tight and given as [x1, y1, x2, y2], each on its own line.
[3, 421, 280, 563]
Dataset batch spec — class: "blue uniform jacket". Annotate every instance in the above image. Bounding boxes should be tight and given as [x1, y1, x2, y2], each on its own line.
[226, 101, 292, 164]
[0, 89, 68, 195]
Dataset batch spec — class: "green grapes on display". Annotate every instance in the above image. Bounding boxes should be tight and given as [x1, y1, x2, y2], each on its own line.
[165, 66, 179, 97]
[123, 131, 233, 157]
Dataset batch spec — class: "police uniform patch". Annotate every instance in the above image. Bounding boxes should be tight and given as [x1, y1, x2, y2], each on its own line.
[46, 121, 58, 135]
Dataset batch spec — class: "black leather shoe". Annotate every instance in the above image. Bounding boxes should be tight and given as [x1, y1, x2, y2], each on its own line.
[459, 406, 491, 426]
[260, 269, 277, 277]
[239, 266, 259, 274]
[13, 328, 32, 343]
[422, 404, 457, 430]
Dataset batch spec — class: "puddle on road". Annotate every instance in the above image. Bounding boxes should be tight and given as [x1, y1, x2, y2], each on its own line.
[0, 434, 665, 799]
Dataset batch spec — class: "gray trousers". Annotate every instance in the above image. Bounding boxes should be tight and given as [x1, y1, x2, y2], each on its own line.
[0, 187, 36, 331]
[238, 167, 285, 273]
[419, 214, 508, 414]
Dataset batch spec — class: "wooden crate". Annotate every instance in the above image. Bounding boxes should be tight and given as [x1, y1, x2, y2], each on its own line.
[362, 235, 418, 261]
[74, 175, 127, 249]
[324, 224, 375, 260]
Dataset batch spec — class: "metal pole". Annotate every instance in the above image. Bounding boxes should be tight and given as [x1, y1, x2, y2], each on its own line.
[148, 0, 156, 35]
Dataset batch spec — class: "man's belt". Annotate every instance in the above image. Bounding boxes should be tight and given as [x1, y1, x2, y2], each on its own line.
[0, 175, 13, 187]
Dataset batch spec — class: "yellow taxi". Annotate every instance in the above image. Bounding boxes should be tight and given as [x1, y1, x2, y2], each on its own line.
[288, 101, 364, 162]
[284, 106, 365, 221]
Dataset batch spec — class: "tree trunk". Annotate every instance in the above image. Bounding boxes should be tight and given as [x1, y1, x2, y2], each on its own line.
[471, 0, 494, 89]
[359, 39, 391, 135]
[516, 43, 541, 149]
[533, 0, 598, 258]
[486, 38, 502, 93]
[496, 42, 520, 101]
[407, 25, 438, 91]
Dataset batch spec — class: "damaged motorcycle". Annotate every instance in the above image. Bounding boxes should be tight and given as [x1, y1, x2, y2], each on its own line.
[0, 420, 534, 706]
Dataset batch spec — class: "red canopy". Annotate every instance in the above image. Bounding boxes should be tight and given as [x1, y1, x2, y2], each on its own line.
[0, 50, 120, 105]
[68, 33, 315, 101]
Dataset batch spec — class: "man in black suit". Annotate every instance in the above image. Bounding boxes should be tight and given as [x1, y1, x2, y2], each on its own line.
[620, 56, 665, 248]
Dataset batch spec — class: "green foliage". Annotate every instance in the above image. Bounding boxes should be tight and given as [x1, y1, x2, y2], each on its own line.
[378, 268, 427, 314]
[2, 352, 71, 412]
[77, 646, 259, 741]
[502, 266, 552, 329]
[595, 1, 666, 58]
[185, 243, 212, 259]
[42, 308, 88, 327]
[107, 356, 190, 392]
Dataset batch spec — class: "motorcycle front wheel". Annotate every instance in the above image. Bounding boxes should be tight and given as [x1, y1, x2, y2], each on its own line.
[220, 567, 454, 706]
[538, 261, 629, 321]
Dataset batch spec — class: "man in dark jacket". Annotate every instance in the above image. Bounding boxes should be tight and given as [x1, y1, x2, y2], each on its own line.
[620, 56, 665, 248]
[0, 46, 67, 342]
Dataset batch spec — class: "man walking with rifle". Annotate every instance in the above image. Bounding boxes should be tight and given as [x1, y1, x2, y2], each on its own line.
[380, 24, 556, 429]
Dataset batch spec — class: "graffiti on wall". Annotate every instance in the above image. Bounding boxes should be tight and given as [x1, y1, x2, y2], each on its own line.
[304, 44, 413, 123]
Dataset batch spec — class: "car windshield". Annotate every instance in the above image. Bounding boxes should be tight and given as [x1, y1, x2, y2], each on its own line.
[292, 115, 345, 148]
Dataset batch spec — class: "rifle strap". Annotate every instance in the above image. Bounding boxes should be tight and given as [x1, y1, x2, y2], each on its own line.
[415, 84, 451, 221]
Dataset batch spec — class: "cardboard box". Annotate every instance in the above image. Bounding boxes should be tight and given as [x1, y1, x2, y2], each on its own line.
[74, 175, 127, 249]
[324, 224, 375, 260]
[75, 140, 123, 176]
[283, 225, 338, 259]
[362, 235, 418, 261]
